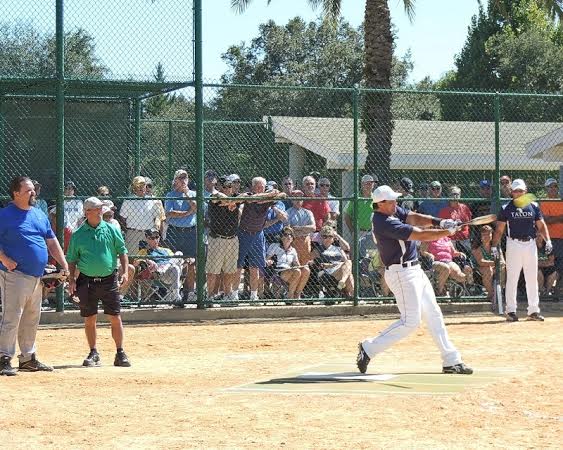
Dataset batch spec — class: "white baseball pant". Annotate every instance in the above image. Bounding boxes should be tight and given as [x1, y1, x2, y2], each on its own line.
[362, 264, 462, 367]
[504, 238, 540, 315]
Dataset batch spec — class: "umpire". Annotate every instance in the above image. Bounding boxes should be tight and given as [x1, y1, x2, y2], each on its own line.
[0, 177, 68, 376]
[67, 197, 131, 367]
[492, 179, 551, 322]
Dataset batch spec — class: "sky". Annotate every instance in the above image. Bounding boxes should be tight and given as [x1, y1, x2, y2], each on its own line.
[4, 0, 482, 83]
[205, 0, 482, 83]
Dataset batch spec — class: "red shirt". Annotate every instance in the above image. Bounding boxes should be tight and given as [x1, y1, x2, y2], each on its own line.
[302, 195, 331, 231]
[439, 203, 472, 241]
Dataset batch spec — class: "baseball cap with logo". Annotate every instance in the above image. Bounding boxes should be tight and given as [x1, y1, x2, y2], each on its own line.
[372, 185, 402, 203]
[430, 180, 441, 188]
[479, 179, 491, 188]
[226, 174, 241, 183]
[545, 178, 558, 187]
[449, 186, 461, 195]
[511, 179, 527, 191]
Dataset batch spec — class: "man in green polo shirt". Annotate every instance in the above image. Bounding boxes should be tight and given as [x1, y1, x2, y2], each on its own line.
[67, 197, 130, 368]
[344, 174, 378, 237]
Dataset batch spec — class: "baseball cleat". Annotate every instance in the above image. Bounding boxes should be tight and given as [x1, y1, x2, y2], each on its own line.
[83, 351, 101, 367]
[356, 342, 370, 374]
[442, 363, 473, 375]
[506, 312, 519, 322]
[18, 354, 53, 372]
[0, 355, 17, 376]
[114, 351, 131, 367]
[526, 312, 545, 321]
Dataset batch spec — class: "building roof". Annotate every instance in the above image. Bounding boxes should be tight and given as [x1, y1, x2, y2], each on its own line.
[526, 126, 563, 161]
[267, 116, 562, 170]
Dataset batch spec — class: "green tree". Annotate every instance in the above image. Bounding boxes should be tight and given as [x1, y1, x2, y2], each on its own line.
[0, 22, 107, 78]
[231, 0, 416, 181]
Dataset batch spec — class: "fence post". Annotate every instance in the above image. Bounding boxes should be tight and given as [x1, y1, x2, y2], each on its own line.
[134, 100, 141, 176]
[0, 100, 5, 191]
[353, 85, 360, 306]
[194, 0, 205, 309]
[167, 120, 173, 186]
[494, 92, 503, 315]
[55, 0, 65, 312]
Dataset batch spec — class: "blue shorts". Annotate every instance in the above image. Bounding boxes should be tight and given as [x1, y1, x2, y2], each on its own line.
[237, 230, 266, 269]
[166, 225, 197, 258]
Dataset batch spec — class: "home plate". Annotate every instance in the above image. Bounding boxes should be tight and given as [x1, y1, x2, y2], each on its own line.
[298, 372, 396, 382]
[225, 363, 517, 395]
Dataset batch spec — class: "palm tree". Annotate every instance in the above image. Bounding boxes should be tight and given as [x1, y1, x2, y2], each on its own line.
[232, 0, 562, 179]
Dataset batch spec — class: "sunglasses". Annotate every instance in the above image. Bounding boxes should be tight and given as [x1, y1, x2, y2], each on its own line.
[500, 180, 510, 185]
[305, 182, 315, 185]
[284, 182, 293, 186]
[319, 184, 330, 187]
[321, 234, 334, 238]
[146, 235, 160, 240]
[146, 184, 153, 188]
[431, 187, 441, 191]
[548, 184, 558, 188]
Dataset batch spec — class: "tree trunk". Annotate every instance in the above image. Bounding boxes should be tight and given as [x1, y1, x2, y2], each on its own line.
[363, 0, 394, 182]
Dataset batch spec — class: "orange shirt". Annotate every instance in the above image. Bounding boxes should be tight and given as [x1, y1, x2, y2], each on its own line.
[540, 200, 563, 239]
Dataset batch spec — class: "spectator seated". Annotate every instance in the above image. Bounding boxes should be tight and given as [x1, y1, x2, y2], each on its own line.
[358, 233, 390, 297]
[537, 235, 559, 297]
[132, 229, 187, 305]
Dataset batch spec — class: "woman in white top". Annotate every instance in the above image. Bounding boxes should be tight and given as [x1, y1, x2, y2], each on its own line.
[266, 226, 310, 299]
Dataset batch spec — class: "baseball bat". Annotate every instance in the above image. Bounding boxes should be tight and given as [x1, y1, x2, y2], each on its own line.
[493, 258, 503, 315]
[458, 214, 497, 227]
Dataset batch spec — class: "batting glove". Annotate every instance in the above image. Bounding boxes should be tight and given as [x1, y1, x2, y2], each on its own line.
[545, 240, 553, 255]
[439, 219, 458, 230]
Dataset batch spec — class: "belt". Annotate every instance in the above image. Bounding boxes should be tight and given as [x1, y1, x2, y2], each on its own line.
[385, 260, 419, 270]
[510, 236, 533, 242]
[239, 229, 262, 236]
[210, 233, 236, 239]
[82, 271, 116, 282]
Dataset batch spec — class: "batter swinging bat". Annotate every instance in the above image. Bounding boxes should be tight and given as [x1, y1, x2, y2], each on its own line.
[513, 193, 537, 208]
[458, 214, 497, 227]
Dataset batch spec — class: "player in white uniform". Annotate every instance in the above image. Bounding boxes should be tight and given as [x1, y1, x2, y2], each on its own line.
[491, 179, 550, 322]
[356, 185, 473, 375]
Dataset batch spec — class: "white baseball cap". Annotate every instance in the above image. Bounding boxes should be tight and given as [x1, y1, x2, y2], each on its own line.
[511, 179, 527, 191]
[372, 185, 402, 203]
[545, 177, 558, 187]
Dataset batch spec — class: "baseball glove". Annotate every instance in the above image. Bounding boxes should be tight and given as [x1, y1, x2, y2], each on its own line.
[41, 265, 68, 290]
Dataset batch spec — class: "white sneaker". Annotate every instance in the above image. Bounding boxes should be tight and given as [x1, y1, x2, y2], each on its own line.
[186, 291, 197, 303]
[226, 291, 239, 302]
[249, 292, 259, 301]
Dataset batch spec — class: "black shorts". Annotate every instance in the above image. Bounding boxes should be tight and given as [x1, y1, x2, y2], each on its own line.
[76, 271, 121, 317]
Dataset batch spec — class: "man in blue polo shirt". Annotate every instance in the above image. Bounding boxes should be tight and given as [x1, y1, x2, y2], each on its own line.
[492, 178, 550, 322]
[0, 176, 68, 376]
[356, 185, 472, 375]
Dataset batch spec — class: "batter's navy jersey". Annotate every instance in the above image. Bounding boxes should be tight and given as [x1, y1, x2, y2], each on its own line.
[497, 201, 542, 239]
[372, 206, 417, 266]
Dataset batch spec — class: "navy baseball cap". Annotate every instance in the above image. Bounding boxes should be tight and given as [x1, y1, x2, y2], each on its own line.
[479, 180, 491, 188]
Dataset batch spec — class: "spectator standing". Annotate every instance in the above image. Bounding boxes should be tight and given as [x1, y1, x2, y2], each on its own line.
[302, 176, 330, 231]
[397, 177, 417, 212]
[63, 180, 84, 232]
[67, 197, 130, 368]
[500, 175, 512, 199]
[418, 180, 448, 217]
[536, 234, 558, 296]
[281, 176, 295, 209]
[120, 176, 161, 256]
[102, 201, 121, 231]
[206, 177, 242, 302]
[32, 180, 48, 215]
[438, 185, 472, 256]
[165, 170, 197, 304]
[286, 190, 316, 265]
[227, 174, 242, 196]
[539, 177, 563, 296]
[344, 174, 377, 238]
[144, 177, 167, 238]
[471, 225, 506, 303]
[492, 179, 551, 322]
[97, 185, 110, 197]
[472, 179, 493, 218]
[236, 177, 285, 302]
[0, 176, 68, 376]
[263, 181, 288, 246]
[318, 177, 339, 220]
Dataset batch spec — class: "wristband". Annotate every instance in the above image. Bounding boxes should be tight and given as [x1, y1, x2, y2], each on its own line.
[431, 217, 441, 226]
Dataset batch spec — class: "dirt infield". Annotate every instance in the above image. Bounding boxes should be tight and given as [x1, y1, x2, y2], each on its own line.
[1, 312, 561, 449]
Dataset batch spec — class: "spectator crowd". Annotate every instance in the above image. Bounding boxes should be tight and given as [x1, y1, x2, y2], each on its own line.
[24, 171, 563, 307]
